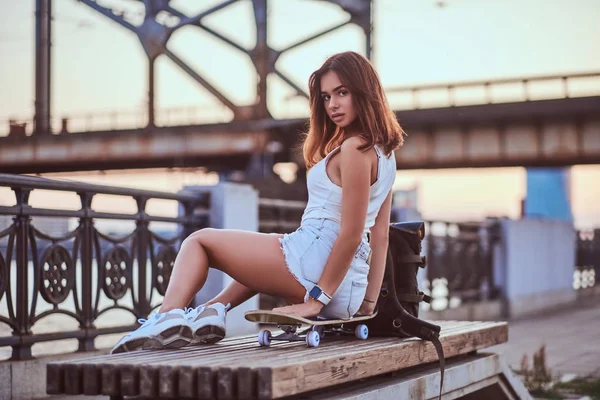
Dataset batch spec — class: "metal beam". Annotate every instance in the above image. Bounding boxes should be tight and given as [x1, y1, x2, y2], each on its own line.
[0, 124, 271, 174]
[394, 117, 600, 169]
[34, 0, 52, 135]
[2, 97, 598, 173]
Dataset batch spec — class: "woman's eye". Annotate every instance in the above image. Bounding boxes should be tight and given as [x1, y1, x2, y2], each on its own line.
[339, 90, 348, 96]
[322, 95, 330, 101]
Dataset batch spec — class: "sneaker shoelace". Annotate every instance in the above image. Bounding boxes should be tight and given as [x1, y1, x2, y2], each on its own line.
[185, 305, 205, 320]
[183, 303, 232, 321]
[136, 312, 160, 328]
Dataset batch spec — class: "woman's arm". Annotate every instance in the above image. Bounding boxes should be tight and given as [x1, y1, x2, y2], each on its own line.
[273, 137, 372, 317]
[356, 189, 392, 315]
[316, 137, 372, 297]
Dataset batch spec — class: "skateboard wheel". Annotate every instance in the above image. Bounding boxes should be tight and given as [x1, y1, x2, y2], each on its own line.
[355, 324, 369, 340]
[306, 331, 320, 347]
[258, 329, 272, 347]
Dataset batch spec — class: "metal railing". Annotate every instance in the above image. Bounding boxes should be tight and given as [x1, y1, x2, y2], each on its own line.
[424, 220, 500, 306]
[574, 229, 599, 290]
[0, 174, 209, 360]
[386, 71, 600, 109]
[4, 72, 598, 137]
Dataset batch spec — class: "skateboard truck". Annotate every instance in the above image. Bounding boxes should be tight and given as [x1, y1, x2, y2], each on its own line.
[245, 310, 375, 348]
[258, 323, 368, 348]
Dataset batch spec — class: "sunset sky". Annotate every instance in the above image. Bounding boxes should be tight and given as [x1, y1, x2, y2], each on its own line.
[0, 0, 599, 229]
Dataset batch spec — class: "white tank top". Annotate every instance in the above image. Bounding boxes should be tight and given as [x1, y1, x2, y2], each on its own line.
[301, 144, 397, 233]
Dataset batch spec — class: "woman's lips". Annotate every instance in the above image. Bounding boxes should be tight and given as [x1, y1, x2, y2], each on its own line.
[331, 113, 344, 122]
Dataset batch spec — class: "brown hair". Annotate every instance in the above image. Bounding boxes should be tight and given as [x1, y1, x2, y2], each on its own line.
[302, 51, 405, 168]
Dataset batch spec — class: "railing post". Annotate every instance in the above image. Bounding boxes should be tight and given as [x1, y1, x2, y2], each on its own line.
[77, 191, 96, 352]
[136, 196, 151, 317]
[12, 187, 33, 360]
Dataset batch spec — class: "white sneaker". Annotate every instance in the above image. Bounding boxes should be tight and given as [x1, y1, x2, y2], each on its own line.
[186, 303, 230, 345]
[110, 308, 192, 354]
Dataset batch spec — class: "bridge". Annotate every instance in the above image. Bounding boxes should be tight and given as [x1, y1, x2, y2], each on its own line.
[1, 0, 599, 176]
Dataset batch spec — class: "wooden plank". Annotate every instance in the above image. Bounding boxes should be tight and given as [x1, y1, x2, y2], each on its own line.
[44, 337, 257, 397]
[268, 322, 507, 398]
[196, 366, 215, 399]
[178, 365, 196, 398]
[101, 363, 120, 396]
[217, 367, 235, 400]
[46, 363, 64, 394]
[139, 365, 158, 398]
[158, 366, 177, 398]
[256, 368, 272, 400]
[82, 364, 100, 395]
[63, 363, 82, 394]
[237, 367, 256, 400]
[119, 364, 138, 396]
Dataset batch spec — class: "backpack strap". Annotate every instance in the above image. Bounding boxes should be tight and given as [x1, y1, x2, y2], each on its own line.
[397, 254, 425, 265]
[397, 291, 432, 304]
[398, 310, 445, 400]
[430, 335, 445, 400]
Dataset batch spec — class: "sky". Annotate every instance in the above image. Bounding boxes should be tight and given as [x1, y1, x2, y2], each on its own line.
[0, 0, 599, 228]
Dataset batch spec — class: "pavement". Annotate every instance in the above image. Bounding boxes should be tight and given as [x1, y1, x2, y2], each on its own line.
[489, 300, 600, 378]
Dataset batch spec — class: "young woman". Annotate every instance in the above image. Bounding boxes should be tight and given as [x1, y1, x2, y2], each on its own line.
[111, 51, 404, 354]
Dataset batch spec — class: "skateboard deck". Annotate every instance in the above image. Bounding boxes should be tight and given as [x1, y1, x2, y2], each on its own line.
[245, 310, 376, 326]
[244, 310, 377, 347]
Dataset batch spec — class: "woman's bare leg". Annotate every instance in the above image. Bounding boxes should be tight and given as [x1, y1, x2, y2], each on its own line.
[204, 281, 256, 309]
[159, 228, 305, 313]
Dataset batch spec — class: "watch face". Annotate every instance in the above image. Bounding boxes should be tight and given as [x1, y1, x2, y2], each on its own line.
[309, 286, 322, 299]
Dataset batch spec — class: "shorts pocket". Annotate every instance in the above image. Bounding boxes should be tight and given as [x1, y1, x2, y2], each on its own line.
[347, 280, 368, 318]
[349, 258, 370, 276]
[299, 235, 331, 284]
[297, 236, 318, 268]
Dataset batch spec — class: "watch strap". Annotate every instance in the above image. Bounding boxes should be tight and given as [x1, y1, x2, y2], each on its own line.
[308, 285, 332, 306]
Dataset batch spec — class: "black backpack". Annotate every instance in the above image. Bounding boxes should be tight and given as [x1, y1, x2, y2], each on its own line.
[362, 222, 445, 398]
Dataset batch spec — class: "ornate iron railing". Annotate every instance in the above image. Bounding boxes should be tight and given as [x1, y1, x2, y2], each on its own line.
[574, 229, 599, 290]
[423, 220, 500, 306]
[0, 174, 209, 360]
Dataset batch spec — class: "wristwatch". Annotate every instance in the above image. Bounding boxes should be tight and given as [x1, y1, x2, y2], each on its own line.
[308, 285, 332, 306]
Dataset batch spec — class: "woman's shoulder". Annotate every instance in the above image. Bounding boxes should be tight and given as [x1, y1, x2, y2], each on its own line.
[339, 136, 370, 153]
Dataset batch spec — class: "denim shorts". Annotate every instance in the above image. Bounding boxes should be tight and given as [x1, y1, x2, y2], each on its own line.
[278, 218, 371, 319]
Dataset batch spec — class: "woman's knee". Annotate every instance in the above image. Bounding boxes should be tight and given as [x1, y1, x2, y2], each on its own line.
[184, 227, 217, 246]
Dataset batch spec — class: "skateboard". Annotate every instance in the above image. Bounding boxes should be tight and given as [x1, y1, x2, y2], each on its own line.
[244, 310, 377, 348]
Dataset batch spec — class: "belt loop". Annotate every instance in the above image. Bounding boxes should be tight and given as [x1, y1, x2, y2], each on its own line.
[318, 218, 325, 229]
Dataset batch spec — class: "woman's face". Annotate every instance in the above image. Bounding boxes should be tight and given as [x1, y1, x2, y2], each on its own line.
[320, 70, 357, 129]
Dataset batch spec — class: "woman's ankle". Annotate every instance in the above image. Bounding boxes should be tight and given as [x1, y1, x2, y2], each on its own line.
[158, 305, 179, 313]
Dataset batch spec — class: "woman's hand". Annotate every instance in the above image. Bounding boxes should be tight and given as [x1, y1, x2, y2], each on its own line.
[355, 299, 376, 316]
[273, 298, 324, 318]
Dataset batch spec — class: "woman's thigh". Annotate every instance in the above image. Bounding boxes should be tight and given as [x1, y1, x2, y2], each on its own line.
[188, 228, 306, 304]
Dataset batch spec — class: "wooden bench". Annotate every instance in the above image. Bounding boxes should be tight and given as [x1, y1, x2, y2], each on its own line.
[46, 320, 531, 399]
